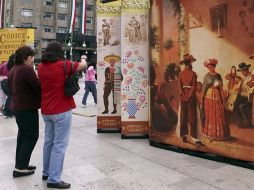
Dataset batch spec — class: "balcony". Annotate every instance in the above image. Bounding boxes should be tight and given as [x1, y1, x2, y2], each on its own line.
[41, 31, 56, 40]
[42, 6, 55, 13]
[57, 7, 69, 14]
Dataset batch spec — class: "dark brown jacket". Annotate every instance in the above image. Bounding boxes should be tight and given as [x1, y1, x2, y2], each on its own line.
[9, 64, 41, 111]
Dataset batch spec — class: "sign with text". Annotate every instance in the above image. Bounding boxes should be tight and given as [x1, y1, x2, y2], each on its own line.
[0, 28, 34, 63]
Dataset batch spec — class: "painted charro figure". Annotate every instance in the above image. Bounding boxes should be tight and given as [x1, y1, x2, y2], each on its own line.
[179, 54, 201, 145]
[102, 54, 121, 114]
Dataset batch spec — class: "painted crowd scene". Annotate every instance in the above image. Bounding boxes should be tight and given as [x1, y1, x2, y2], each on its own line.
[150, 0, 254, 162]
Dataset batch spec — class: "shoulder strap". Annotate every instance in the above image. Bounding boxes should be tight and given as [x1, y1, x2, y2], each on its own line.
[64, 60, 68, 77]
[64, 60, 75, 77]
[70, 61, 74, 75]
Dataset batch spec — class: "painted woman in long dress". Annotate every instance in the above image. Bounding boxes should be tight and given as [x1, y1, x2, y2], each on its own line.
[102, 19, 111, 46]
[201, 59, 230, 140]
[128, 16, 142, 43]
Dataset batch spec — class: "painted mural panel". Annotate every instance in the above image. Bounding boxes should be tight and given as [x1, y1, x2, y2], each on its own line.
[150, 0, 254, 162]
[121, 0, 150, 135]
[97, 1, 122, 130]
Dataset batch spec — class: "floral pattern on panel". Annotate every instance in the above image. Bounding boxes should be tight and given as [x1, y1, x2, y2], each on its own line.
[121, 49, 148, 110]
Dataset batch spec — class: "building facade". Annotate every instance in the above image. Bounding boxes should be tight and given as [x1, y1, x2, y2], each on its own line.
[4, 0, 96, 62]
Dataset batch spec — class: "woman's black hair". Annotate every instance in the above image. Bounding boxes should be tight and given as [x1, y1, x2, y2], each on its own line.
[41, 42, 64, 63]
[14, 46, 35, 65]
[7, 54, 15, 71]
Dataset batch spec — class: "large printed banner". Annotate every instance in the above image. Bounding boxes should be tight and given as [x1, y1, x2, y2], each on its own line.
[121, 0, 150, 136]
[0, 28, 34, 63]
[150, 0, 254, 162]
[97, 0, 122, 130]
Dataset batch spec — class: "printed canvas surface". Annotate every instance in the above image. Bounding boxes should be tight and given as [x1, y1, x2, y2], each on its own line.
[150, 0, 254, 162]
[97, 1, 122, 129]
[121, 0, 150, 135]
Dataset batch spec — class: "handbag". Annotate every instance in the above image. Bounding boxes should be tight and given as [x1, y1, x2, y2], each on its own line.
[1, 79, 9, 95]
[64, 60, 80, 96]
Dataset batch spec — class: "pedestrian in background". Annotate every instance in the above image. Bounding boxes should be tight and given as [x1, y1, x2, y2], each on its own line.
[1, 54, 15, 118]
[77, 55, 87, 79]
[0, 60, 8, 115]
[8, 46, 41, 177]
[82, 60, 97, 106]
[80, 55, 87, 67]
[38, 42, 86, 189]
[0, 74, 7, 114]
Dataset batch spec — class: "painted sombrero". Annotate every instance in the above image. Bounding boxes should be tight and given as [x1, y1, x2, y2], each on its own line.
[104, 54, 121, 63]
[237, 62, 251, 71]
[179, 54, 196, 65]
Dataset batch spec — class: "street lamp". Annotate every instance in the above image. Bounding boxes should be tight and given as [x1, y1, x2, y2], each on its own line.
[67, 35, 74, 61]
[82, 41, 86, 47]
[64, 34, 73, 60]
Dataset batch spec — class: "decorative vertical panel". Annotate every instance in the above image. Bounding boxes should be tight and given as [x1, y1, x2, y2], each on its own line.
[97, 1, 122, 131]
[120, 0, 150, 136]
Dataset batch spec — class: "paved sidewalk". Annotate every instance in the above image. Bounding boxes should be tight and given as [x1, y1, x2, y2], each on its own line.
[0, 82, 253, 190]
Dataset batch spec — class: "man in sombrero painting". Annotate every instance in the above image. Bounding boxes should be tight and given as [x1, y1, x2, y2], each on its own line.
[235, 62, 252, 127]
[102, 54, 121, 114]
[179, 54, 201, 144]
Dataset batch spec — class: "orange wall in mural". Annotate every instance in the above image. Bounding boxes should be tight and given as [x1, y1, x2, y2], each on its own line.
[181, 0, 254, 55]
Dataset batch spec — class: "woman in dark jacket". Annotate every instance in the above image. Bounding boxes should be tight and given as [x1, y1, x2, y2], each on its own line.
[8, 46, 41, 177]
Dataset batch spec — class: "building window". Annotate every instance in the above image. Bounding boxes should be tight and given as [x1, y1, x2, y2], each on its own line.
[34, 40, 39, 48]
[87, 5, 93, 11]
[59, 1, 67, 9]
[21, 22, 33, 27]
[44, 26, 53, 32]
[85, 29, 94, 36]
[86, 17, 93, 24]
[6, 9, 9, 17]
[22, 0, 32, 2]
[76, 3, 80, 10]
[42, 40, 55, 48]
[44, 12, 54, 19]
[21, 9, 33, 17]
[210, 4, 227, 31]
[58, 14, 66, 20]
[75, 16, 80, 23]
[58, 27, 66, 33]
[74, 28, 80, 34]
[44, 0, 54, 6]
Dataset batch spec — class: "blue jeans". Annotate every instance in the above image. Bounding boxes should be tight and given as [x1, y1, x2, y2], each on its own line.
[42, 110, 72, 183]
[82, 81, 97, 105]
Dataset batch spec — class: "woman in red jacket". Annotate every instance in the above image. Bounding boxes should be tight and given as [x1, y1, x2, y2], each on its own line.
[38, 42, 86, 189]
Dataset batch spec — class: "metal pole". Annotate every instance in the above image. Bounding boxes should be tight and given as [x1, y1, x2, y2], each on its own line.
[70, 32, 73, 61]
[64, 34, 68, 59]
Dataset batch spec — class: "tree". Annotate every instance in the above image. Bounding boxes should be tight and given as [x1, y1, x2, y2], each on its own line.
[150, 26, 159, 50]
[163, 38, 174, 62]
